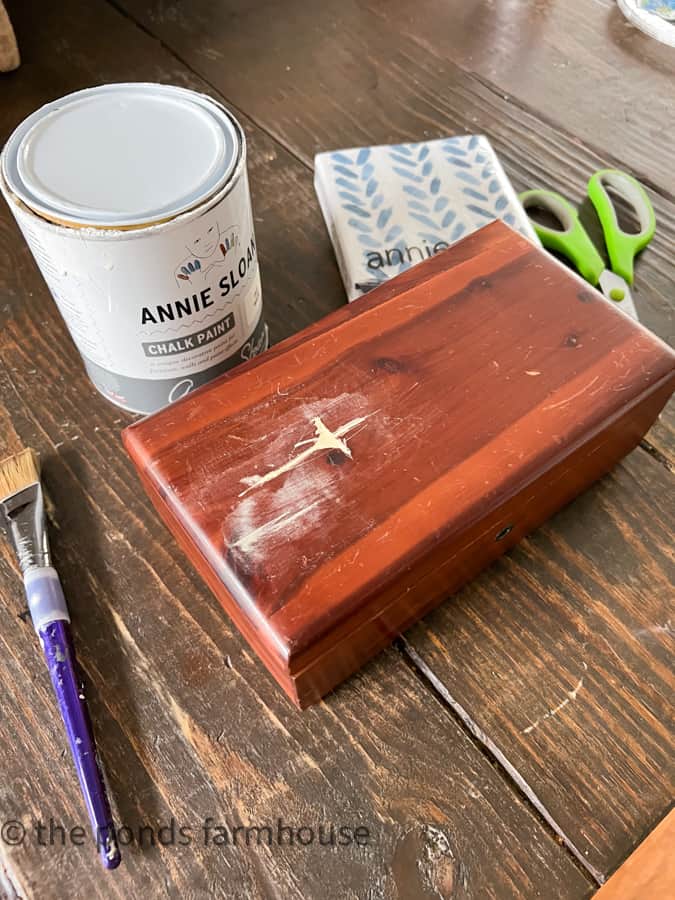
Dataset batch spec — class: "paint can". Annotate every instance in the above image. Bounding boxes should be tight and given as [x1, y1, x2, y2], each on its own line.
[1, 83, 268, 414]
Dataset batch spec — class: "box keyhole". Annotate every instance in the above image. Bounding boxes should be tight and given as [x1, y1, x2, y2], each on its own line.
[495, 525, 514, 542]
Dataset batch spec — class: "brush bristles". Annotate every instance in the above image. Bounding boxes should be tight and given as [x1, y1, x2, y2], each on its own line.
[0, 448, 41, 501]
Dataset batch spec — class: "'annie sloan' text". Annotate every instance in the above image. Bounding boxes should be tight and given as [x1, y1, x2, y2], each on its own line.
[140, 237, 256, 326]
[365, 239, 449, 269]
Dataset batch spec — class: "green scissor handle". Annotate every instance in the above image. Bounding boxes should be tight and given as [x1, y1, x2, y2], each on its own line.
[519, 189, 605, 285]
[587, 169, 656, 286]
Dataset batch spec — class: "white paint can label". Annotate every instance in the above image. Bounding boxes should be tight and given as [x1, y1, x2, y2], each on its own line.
[1, 84, 268, 414]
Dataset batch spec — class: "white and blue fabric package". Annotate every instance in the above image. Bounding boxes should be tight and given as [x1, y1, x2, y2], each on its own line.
[314, 135, 539, 301]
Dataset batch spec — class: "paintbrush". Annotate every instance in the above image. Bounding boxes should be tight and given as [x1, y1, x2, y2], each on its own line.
[0, 448, 121, 869]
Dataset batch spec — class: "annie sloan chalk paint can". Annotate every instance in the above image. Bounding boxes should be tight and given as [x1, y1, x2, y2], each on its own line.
[0, 83, 267, 414]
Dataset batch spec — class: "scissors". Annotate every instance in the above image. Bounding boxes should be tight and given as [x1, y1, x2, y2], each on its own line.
[519, 169, 656, 321]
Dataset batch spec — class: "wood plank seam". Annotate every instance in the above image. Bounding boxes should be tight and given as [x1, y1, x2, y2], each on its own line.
[398, 637, 607, 885]
[362, 3, 675, 205]
[100, 0, 675, 316]
[638, 437, 674, 474]
[111, 0, 675, 212]
[104, 0, 313, 177]
[451, 69, 674, 205]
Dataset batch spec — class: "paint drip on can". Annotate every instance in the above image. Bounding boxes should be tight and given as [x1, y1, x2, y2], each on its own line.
[0, 83, 268, 414]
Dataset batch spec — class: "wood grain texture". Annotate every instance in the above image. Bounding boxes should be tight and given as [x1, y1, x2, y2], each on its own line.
[362, 0, 675, 195]
[121, 0, 675, 192]
[401, 438, 675, 880]
[1, 0, 673, 893]
[122, 0, 675, 196]
[107, 0, 675, 882]
[0, 346, 593, 899]
[643, 399, 675, 469]
[124, 222, 675, 707]
[0, 0, 595, 897]
[110, 0, 675, 461]
[593, 809, 675, 900]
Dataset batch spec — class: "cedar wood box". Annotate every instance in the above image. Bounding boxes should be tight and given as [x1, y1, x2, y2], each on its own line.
[123, 221, 675, 707]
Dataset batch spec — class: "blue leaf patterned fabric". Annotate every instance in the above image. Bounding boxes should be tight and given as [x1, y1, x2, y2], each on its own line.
[314, 134, 539, 301]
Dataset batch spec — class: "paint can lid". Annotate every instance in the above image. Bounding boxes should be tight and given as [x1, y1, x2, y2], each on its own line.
[1, 83, 240, 228]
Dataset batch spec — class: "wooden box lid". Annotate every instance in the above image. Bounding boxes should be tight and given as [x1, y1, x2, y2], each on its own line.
[123, 221, 675, 706]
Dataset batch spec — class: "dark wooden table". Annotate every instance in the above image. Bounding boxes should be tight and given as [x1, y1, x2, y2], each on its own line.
[0, 2, 673, 897]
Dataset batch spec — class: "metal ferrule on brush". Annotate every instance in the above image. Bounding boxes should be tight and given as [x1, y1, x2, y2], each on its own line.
[0, 482, 69, 630]
[0, 480, 51, 573]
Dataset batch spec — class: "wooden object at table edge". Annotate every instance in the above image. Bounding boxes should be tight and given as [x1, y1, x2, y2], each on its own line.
[594, 809, 675, 900]
[0, 2, 19, 72]
[123, 222, 675, 708]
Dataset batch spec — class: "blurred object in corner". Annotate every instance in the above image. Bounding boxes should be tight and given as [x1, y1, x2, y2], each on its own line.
[593, 809, 675, 900]
[0, 1, 20, 71]
[617, 0, 675, 46]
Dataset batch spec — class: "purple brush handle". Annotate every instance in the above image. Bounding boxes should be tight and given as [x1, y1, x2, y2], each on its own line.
[28, 572, 121, 869]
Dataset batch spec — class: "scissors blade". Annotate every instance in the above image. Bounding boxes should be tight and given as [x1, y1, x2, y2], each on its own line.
[598, 269, 639, 321]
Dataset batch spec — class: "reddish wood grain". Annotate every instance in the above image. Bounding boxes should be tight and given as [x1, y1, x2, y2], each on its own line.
[124, 222, 675, 706]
